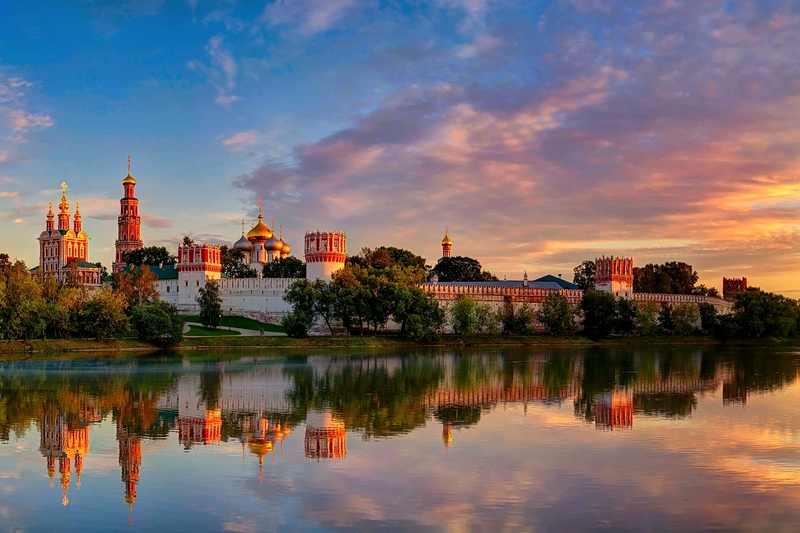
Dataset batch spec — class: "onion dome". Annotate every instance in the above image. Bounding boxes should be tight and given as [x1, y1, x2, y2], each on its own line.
[234, 220, 254, 251]
[122, 155, 136, 185]
[247, 214, 272, 242]
[441, 228, 452, 246]
[264, 233, 283, 253]
[277, 223, 290, 255]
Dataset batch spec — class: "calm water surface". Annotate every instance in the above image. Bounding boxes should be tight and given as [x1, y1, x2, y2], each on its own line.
[1, 346, 799, 532]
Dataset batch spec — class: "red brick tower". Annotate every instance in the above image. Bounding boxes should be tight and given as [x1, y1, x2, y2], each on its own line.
[594, 256, 634, 298]
[113, 155, 143, 273]
[722, 277, 747, 301]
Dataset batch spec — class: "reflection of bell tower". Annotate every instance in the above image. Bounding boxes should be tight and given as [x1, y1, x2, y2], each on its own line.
[722, 366, 747, 406]
[442, 421, 452, 453]
[39, 413, 91, 506]
[304, 410, 347, 461]
[593, 390, 634, 430]
[117, 425, 142, 521]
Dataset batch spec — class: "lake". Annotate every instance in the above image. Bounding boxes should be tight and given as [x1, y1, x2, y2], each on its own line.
[0, 345, 798, 532]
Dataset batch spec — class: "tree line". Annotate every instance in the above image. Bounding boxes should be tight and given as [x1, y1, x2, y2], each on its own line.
[0, 255, 182, 346]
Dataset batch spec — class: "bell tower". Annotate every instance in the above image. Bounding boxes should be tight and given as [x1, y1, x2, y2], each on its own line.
[113, 155, 143, 273]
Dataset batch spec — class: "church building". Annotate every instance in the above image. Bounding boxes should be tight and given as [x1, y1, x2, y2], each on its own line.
[32, 182, 101, 286]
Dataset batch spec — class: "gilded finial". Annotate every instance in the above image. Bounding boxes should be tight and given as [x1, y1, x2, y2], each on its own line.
[258, 197, 263, 216]
[271, 217, 275, 229]
[75, 200, 80, 214]
[48, 200, 53, 213]
[61, 181, 68, 196]
[127, 154, 131, 175]
[241, 219, 245, 236]
[279, 223, 283, 238]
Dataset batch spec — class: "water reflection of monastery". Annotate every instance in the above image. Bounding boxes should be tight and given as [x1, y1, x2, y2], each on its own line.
[26, 351, 795, 515]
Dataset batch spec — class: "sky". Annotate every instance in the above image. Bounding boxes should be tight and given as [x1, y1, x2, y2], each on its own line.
[1, 1, 800, 294]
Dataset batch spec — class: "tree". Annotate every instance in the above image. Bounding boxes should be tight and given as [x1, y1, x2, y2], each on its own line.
[580, 290, 617, 340]
[281, 309, 313, 338]
[393, 286, 444, 339]
[262, 256, 306, 278]
[197, 279, 223, 329]
[0, 260, 46, 340]
[112, 266, 159, 308]
[220, 245, 256, 279]
[475, 303, 499, 334]
[498, 300, 535, 335]
[431, 256, 485, 282]
[658, 304, 675, 335]
[450, 296, 478, 335]
[672, 302, 700, 336]
[283, 279, 338, 334]
[131, 300, 184, 347]
[573, 260, 595, 291]
[183, 236, 195, 246]
[123, 246, 175, 267]
[698, 303, 718, 334]
[351, 246, 427, 270]
[693, 284, 721, 298]
[635, 301, 660, 336]
[634, 262, 699, 294]
[538, 293, 574, 335]
[734, 289, 799, 339]
[79, 288, 129, 340]
[615, 298, 637, 335]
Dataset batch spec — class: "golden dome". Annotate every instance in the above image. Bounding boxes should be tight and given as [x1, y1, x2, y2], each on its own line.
[265, 234, 283, 252]
[247, 214, 273, 242]
[122, 171, 136, 186]
[441, 229, 452, 246]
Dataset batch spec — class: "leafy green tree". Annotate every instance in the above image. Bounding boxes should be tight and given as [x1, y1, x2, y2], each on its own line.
[615, 298, 637, 335]
[572, 260, 595, 291]
[658, 304, 675, 334]
[693, 284, 721, 298]
[734, 289, 799, 338]
[0, 260, 46, 340]
[498, 300, 535, 335]
[79, 288, 129, 340]
[698, 303, 718, 334]
[350, 246, 427, 270]
[635, 301, 660, 336]
[281, 309, 313, 337]
[197, 279, 223, 329]
[672, 302, 700, 336]
[538, 293, 574, 335]
[112, 266, 159, 308]
[634, 262, 699, 294]
[220, 245, 256, 279]
[431, 256, 485, 282]
[131, 301, 184, 347]
[182, 236, 195, 246]
[123, 246, 175, 267]
[579, 290, 617, 340]
[262, 256, 306, 278]
[450, 296, 478, 335]
[393, 287, 444, 339]
[284, 279, 338, 334]
[475, 303, 499, 334]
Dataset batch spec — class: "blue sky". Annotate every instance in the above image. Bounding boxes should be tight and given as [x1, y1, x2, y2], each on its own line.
[2, 1, 800, 292]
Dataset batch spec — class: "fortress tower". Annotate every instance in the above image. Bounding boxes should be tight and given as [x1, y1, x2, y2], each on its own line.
[304, 230, 347, 281]
[594, 256, 634, 298]
[113, 156, 143, 273]
[722, 277, 747, 301]
[176, 243, 222, 308]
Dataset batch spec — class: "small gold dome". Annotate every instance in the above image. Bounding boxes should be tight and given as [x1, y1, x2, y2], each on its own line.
[265, 234, 283, 252]
[122, 171, 136, 186]
[247, 214, 273, 242]
[441, 231, 452, 246]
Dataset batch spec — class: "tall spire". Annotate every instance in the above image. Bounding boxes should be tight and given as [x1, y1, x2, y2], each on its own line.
[58, 182, 70, 231]
[46, 201, 55, 232]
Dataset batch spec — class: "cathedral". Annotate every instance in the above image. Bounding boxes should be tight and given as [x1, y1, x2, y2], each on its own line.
[232, 198, 293, 272]
[32, 182, 101, 285]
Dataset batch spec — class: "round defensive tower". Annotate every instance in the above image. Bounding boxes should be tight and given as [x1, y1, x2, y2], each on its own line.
[304, 230, 347, 281]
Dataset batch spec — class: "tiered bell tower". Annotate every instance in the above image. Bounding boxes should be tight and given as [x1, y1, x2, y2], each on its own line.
[113, 155, 143, 273]
[594, 256, 634, 298]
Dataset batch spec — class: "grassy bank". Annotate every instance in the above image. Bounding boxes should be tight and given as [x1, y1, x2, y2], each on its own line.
[180, 315, 285, 333]
[0, 333, 772, 361]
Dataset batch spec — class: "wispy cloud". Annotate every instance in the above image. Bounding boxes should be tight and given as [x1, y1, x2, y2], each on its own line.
[188, 35, 241, 106]
[263, 0, 358, 36]
[222, 130, 260, 152]
[0, 70, 54, 147]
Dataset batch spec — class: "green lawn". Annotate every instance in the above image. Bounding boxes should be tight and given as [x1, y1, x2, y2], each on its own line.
[181, 315, 285, 333]
[185, 326, 242, 337]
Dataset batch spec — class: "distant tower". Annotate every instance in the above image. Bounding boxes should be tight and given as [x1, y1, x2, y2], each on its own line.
[722, 277, 747, 301]
[304, 230, 347, 281]
[439, 227, 452, 263]
[594, 256, 634, 298]
[113, 156, 143, 273]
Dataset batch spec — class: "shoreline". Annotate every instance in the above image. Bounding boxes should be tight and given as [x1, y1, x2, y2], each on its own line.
[0, 334, 792, 361]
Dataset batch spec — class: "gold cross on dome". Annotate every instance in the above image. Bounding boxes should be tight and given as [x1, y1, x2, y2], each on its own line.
[61, 182, 68, 195]
[127, 154, 131, 173]
[258, 197, 263, 215]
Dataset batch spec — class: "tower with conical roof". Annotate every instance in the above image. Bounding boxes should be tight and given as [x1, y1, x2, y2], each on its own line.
[113, 155, 143, 273]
